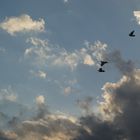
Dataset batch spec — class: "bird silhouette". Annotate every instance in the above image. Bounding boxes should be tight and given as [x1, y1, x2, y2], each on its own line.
[129, 30, 135, 37]
[98, 68, 105, 72]
[100, 61, 108, 66]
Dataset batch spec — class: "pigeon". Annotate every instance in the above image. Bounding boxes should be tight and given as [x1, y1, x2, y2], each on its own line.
[100, 61, 108, 66]
[98, 68, 105, 72]
[129, 30, 135, 37]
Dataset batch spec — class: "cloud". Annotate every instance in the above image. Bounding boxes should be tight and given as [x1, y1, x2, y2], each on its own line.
[0, 86, 17, 102]
[0, 130, 17, 140]
[30, 70, 47, 79]
[36, 95, 45, 105]
[26, 38, 133, 76]
[18, 114, 79, 140]
[25, 37, 108, 70]
[64, 0, 69, 3]
[1, 67, 140, 140]
[64, 86, 72, 95]
[1, 111, 79, 140]
[104, 50, 135, 75]
[2, 36, 140, 139]
[133, 11, 140, 24]
[0, 14, 45, 35]
[99, 69, 140, 139]
[26, 37, 48, 48]
[83, 54, 95, 65]
[77, 96, 93, 115]
[62, 79, 81, 95]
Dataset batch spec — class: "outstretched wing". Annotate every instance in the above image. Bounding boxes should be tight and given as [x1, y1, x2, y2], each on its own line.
[129, 30, 135, 36]
[100, 61, 108, 66]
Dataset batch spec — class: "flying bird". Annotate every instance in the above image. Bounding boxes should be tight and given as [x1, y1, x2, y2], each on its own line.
[100, 61, 108, 66]
[129, 30, 135, 37]
[98, 68, 105, 72]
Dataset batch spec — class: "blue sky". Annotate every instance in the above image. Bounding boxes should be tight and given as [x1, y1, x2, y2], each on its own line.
[1, 1, 140, 139]
[0, 0, 139, 113]
[0, 0, 139, 114]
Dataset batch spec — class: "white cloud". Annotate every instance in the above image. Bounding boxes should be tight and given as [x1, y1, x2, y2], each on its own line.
[64, 0, 69, 3]
[0, 14, 45, 35]
[0, 86, 17, 102]
[26, 37, 49, 48]
[87, 40, 107, 61]
[38, 70, 47, 79]
[64, 86, 72, 95]
[133, 11, 140, 24]
[83, 54, 95, 65]
[30, 70, 47, 79]
[36, 95, 45, 105]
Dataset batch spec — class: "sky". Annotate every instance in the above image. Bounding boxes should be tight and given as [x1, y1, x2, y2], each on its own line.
[0, 0, 140, 140]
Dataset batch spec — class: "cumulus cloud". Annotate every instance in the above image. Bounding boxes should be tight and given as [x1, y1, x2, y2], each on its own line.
[74, 67, 140, 140]
[1, 68, 140, 140]
[0, 103, 79, 140]
[133, 11, 140, 24]
[1, 37, 140, 139]
[0, 14, 45, 35]
[14, 113, 79, 140]
[0, 130, 17, 140]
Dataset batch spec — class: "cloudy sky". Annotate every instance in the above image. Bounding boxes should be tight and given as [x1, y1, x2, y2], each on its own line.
[1, 0, 140, 139]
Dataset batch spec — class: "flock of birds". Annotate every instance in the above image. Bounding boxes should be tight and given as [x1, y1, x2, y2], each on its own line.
[98, 30, 135, 72]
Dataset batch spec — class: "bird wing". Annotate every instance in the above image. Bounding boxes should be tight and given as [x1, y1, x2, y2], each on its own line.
[129, 30, 135, 36]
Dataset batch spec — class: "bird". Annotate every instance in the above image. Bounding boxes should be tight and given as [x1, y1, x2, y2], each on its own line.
[100, 61, 108, 66]
[129, 30, 135, 37]
[98, 68, 105, 72]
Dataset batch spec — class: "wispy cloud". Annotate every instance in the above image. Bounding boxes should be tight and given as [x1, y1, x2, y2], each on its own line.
[77, 96, 93, 115]
[64, 0, 69, 3]
[0, 86, 17, 102]
[30, 70, 47, 79]
[0, 14, 45, 35]
[25, 37, 108, 70]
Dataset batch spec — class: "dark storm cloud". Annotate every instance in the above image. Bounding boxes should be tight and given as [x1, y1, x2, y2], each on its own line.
[101, 70, 140, 140]
[1, 69, 140, 140]
[74, 69, 140, 140]
[0, 45, 140, 140]
[73, 115, 123, 140]
[1, 71, 140, 140]
[0, 131, 17, 140]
